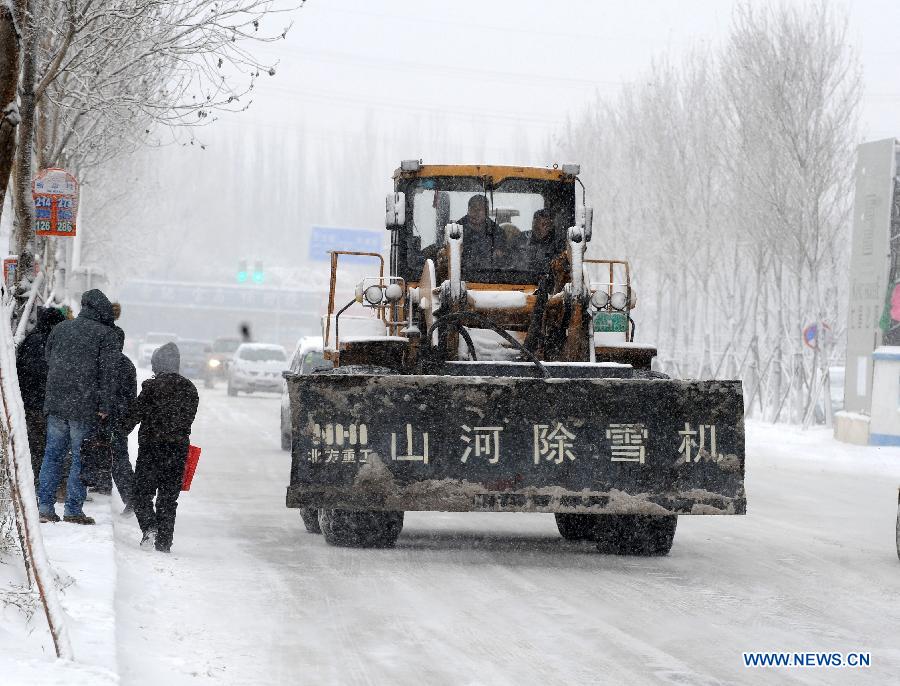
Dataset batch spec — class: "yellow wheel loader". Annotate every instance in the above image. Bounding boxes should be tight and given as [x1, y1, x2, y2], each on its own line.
[285, 161, 745, 554]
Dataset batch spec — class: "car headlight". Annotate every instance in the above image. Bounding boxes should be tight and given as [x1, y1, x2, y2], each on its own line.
[208, 359, 221, 368]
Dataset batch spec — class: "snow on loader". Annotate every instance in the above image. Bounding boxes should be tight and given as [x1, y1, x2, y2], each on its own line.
[285, 161, 746, 554]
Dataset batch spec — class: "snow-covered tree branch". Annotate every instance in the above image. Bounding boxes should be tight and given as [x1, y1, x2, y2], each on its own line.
[1, 0, 299, 293]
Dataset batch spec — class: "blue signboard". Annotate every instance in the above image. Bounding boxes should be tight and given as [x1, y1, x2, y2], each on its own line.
[309, 226, 384, 264]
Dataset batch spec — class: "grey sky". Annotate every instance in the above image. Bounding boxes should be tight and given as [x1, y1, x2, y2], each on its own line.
[102, 0, 897, 286]
[227, 0, 898, 156]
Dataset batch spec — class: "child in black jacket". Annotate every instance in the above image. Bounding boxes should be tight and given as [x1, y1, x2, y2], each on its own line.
[125, 342, 199, 553]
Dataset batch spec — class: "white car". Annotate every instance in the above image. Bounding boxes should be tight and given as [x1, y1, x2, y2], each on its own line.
[280, 337, 329, 450]
[138, 332, 178, 368]
[227, 343, 289, 396]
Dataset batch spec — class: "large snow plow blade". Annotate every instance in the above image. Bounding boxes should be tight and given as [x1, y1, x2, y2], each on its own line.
[286, 373, 745, 516]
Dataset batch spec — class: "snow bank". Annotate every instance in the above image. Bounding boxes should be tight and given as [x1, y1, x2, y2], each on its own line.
[0, 655, 116, 685]
[0, 501, 120, 683]
[0, 297, 74, 658]
[747, 419, 900, 478]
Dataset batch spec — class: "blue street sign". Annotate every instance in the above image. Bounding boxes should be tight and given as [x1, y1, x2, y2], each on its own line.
[309, 226, 384, 264]
[803, 324, 817, 347]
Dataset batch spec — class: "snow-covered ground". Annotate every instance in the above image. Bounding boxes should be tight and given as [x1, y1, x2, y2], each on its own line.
[3, 384, 900, 685]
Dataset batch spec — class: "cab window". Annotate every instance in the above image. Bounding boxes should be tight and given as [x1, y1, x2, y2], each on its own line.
[404, 176, 573, 284]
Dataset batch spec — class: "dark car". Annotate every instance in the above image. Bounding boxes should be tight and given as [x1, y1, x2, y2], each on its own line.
[203, 337, 242, 388]
[178, 339, 212, 379]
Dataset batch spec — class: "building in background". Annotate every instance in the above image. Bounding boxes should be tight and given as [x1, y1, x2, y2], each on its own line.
[116, 280, 327, 352]
[837, 138, 900, 444]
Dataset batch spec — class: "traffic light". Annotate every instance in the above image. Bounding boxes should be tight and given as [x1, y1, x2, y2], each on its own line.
[237, 260, 248, 283]
[252, 260, 264, 284]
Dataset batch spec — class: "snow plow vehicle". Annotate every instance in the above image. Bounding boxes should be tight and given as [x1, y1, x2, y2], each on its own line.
[285, 161, 746, 554]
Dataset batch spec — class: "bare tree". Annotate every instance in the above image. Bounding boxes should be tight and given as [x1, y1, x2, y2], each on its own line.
[7, 0, 297, 291]
[554, 0, 860, 423]
[721, 0, 860, 420]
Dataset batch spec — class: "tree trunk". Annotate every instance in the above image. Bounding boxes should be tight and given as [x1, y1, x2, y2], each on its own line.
[13, 0, 36, 283]
[0, 2, 20, 222]
[769, 261, 784, 422]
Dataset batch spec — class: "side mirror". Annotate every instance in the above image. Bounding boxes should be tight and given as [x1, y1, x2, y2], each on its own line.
[385, 191, 406, 229]
[578, 206, 594, 242]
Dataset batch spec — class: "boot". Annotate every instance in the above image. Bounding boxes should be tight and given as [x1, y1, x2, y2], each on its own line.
[63, 513, 96, 525]
[140, 529, 157, 549]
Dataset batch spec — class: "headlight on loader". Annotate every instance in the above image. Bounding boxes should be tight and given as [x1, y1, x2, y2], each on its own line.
[610, 291, 628, 310]
[208, 358, 221, 369]
[355, 276, 407, 308]
[364, 285, 384, 305]
[384, 283, 403, 303]
[591, 290, 609, 309]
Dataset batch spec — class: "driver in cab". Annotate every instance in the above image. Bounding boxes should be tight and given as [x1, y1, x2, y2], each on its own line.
[457, 194, 520, 273]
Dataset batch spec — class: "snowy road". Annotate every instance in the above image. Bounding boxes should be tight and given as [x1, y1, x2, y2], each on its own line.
[112, 385, 900, 685]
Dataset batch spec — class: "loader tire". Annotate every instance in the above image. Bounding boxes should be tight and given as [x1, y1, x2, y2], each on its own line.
[594, 514, 677, 556]
[318, 509, 404, 548]
[555, 513, 601, 541]
[307, 366, 399, 547]
[300, 508, 321, 534]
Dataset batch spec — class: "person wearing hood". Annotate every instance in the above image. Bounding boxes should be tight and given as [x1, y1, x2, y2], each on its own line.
[124, 342, 199, 553]
[37, 289, 119, 525]
[16, 307, 66, 487]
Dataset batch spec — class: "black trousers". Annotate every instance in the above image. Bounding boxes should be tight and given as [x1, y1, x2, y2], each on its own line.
[111, 430, 135, 507]
[90, 429, 135, 506]
[25, 408, 47, 489]
[133, 440, 187, 549]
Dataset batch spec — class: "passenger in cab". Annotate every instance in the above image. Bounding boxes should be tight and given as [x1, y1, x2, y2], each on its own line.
[523, 208, 558, 271]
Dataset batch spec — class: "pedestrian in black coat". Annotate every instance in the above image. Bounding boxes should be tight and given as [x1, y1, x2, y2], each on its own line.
[125, 342, 199, 553]
[37, 289, 119, 524]
[16, 307, 65, 487]
[43, 289, 118, 421]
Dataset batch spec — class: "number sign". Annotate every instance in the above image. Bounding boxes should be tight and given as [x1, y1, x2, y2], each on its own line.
[33, 168, 79, 237]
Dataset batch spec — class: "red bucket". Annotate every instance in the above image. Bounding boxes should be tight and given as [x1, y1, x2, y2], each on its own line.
[182, 444, 202, 491]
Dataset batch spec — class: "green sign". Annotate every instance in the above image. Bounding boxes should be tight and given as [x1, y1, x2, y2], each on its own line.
[593, 312, 627, 333]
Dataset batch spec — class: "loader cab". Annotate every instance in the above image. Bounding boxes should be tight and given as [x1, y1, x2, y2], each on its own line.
[389, 165, 578, 286]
